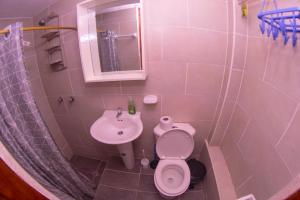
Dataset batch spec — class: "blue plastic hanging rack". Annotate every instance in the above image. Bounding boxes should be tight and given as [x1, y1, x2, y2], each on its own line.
[257, 0, 300, 47]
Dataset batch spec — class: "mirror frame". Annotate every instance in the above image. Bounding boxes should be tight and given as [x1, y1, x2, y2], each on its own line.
[77, 0, 147, 82]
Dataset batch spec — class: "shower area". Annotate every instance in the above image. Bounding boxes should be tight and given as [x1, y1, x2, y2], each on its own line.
[1, 0, 300, 200]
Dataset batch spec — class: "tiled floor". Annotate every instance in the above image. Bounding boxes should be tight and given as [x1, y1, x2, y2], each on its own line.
[71, 156, 206, 200]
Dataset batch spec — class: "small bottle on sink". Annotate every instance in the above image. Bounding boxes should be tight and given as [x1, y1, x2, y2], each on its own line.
[128, 98, 136, 115]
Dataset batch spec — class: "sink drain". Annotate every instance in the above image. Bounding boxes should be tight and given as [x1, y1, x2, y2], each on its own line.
[118, 131, 124, 135]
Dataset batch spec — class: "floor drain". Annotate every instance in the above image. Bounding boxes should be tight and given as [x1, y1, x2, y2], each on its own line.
[167, 177, 174, 183]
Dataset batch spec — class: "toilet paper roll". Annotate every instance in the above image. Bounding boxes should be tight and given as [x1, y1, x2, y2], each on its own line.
[159, 116, 173, 130]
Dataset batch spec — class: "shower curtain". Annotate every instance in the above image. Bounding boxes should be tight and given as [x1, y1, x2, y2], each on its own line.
[0, 23, 94, 200]
[98, 30, 120, 72]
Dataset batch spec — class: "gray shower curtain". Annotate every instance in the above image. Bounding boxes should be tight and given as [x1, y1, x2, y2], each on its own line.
[0, 23, 94, 200]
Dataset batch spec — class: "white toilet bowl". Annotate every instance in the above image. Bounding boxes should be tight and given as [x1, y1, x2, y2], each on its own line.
[154, 159, 190, 198]
[153, 119, 196, 199]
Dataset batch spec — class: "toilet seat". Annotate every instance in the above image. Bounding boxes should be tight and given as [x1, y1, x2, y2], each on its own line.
[154, 159, 190, 197]
[154, 128, 194, 198]
[156, 129, 194, 159]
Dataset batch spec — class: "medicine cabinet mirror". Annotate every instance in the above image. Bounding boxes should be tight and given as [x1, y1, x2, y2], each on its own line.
[77, 0, 146, 82]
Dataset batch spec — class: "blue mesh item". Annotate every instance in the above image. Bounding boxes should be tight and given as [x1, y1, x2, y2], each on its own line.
[257, 0, 300, 47]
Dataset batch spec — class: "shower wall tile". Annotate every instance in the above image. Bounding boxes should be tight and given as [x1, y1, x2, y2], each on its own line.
[224, 145, 251, 189]
[216, 1, 300, 199]
[221, 104, 249, 156]
[60, 10, 78, 41]
[238, 120, 292, 198]
[67, 95, 104, 130]
[48, 96, 69, 115]
[55, 114, 85, 133]
[33, 0, 230, 160]
[276, 107, 300, 176]
[62, 39, 81, 70]
[190, 121, 212, 155]
[40, 70, 73, 96]
[265, 38, 300, 101]
[247, 2, 265, 37]
[235, 1, 248, 35]
[30, 79, 47, 98]
[24, 55, 40, 80]
[245, 37, 270, 79]
[226, 70, 243, 101]
[188, 0, 227, 32]
[232, 35, 247, 69]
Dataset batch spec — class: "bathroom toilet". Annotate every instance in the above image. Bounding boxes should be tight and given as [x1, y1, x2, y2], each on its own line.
[153, 117, 196, 199]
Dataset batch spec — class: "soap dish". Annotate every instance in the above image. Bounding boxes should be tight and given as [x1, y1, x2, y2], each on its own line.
[143, 95, 158, 105]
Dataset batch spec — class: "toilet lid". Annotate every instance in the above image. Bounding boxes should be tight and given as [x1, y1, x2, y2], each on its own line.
[156, 129, 194, 159]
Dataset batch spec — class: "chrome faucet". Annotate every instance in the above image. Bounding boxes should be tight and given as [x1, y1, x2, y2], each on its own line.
[116, 107, 123, 118]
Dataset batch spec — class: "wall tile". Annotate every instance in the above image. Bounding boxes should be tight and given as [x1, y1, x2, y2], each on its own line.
[186, 63, 223, 98]
[246, 82, 298, 145]
[221, 104, 249, 157]
[204, 168, 220, 200]
[276, 107, 300, 176]
[245, 37, 269, 79]
[190, 121, 212, 155]
[145, 27, 162, 61]
[29, 78, 47, 98]
[247, 3, 265, 37]
[235, 1, 248, 35]
[265, 38, 300, 101]
[163, 27, 227, 65]
[144, 0, 188, 26]
[224, 144, 252, 189]
[62, 39, 81, 69]
[232, 35, 247, 69]
[238, 120, 292, 199]
[162, 95, 217, 122]
[188, 0, 227, 32]
[227, 70, 243, 101]
[60, 10, 77, 41]
[121, 61, 186, 95]
[69, 69, 121, 96]
[67, 95, 104, 130]
[40, 70, 73, 96]
[24, 55, 40, 80]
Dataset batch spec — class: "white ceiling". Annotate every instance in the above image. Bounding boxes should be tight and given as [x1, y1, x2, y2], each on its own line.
[0, 0, 59, 18]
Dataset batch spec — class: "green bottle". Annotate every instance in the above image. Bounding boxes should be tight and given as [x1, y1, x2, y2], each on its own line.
[128, 98, 136, 115]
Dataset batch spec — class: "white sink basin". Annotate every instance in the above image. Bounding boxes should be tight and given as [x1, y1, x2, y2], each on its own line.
[90, 110, 143, 145]
[90, 110, 143, 169]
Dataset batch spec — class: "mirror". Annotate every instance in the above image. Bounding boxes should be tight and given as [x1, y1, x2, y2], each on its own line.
[96, 5, 141, 72]
[77, 0, 146, 82]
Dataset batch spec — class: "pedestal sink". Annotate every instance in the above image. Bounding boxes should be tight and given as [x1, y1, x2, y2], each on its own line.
[90, 110, 143, 169]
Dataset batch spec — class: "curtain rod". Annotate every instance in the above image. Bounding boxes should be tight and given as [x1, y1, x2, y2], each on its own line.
[0, 26, 77, 35]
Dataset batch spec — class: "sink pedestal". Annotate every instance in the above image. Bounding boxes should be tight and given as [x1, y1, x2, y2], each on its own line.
[117, 142, 135, 169]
